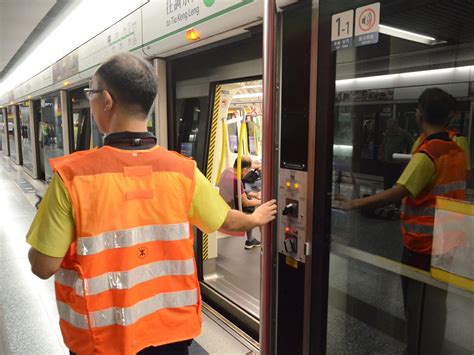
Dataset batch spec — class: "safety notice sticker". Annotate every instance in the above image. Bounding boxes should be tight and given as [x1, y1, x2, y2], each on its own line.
[331, 9, 354, 50]
[354, 2, 380, 47]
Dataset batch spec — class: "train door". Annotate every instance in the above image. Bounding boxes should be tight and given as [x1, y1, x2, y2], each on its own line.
[7, 105, 22, 165]
[18, 100, 39, 178]
[203, 78, 263, 320]
[307, 1, 474, 354]
[169, 34, 263, 337]
[32, 100, 45, 180]
[39, 94, 65, 181]
[68, 86, 91, 152]
[0, 108, 8, 156]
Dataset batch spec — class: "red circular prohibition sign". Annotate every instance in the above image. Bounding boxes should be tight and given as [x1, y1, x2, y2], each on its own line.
[359, 8, 376, 32]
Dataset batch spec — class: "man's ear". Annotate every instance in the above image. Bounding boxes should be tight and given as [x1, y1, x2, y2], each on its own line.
[103, 90, 114, 111]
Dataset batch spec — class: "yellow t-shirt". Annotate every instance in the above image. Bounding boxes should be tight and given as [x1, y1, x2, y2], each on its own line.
[398, 136, 468, 199]
[26, 169, 230, 257]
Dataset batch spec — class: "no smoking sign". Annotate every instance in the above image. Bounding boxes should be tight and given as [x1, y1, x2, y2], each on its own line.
[354, 2, 380, 47]
[331, 2, 380, 51]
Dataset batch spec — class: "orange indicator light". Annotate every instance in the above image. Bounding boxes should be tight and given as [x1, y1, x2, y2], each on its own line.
[186, 28, 201, 41]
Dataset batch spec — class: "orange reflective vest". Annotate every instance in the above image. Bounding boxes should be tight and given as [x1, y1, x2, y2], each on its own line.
[401, 131, 467, 254]
[51, 145, 200, 354]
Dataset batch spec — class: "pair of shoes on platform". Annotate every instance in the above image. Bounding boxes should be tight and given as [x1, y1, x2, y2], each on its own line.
[245, 239, 261, 250]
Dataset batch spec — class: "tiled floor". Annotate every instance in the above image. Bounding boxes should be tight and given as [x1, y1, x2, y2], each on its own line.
[0, 155, 252, 355]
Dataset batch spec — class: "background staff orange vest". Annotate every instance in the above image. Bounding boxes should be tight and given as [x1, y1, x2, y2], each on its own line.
[51, 145, 201, 354]
[401, 131, 467, 254]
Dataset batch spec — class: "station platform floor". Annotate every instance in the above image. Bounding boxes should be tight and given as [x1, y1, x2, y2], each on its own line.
[0, 155, 255, 355]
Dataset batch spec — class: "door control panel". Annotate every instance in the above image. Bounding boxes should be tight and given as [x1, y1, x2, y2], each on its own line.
[278, 169, 308, 262]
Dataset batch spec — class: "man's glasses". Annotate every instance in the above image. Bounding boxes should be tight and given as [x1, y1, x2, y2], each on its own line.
[83, 88, 105, 100]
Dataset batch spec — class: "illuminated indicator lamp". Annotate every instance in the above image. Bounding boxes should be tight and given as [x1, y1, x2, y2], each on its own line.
[294, 183, 300, 189]
[286, 181, 291, 188]
[63, 81, 70, 87]
[285, 226, 290, 233]
[186, 28, 201, 41]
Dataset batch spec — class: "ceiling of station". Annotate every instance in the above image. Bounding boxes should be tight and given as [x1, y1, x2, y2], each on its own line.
[0, 0, 57, 78]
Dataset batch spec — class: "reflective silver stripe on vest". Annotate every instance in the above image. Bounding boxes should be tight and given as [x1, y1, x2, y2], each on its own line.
[55, 259, 195, 296]
[430, 181, 466, 195]
[55, 268, 85, 296]
[91, 288, 198, 328]
[85, 259, 195, 296]
[400, 205, 436, 218]
[57, 301, 89, 329]
[403, 222, 434, 235]
[77, 223, 190, 256]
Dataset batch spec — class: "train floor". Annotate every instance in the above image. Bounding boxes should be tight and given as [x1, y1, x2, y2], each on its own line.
[0, 155, 254, 355]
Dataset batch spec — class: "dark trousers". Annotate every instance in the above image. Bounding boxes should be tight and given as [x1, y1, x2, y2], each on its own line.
[70, 339, 192, 355]
[401, 248, 447, 355]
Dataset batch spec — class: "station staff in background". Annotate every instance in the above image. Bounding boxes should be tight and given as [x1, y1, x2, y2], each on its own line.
[411, 93, 471, 170]
[337, 87, 467, 355]
[26, 52, 277, 355]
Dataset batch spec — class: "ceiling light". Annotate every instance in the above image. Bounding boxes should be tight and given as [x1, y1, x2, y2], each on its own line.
[233, 93, 263, 99]
[241, 84, 263, 89]
[379, 24, 445, 45]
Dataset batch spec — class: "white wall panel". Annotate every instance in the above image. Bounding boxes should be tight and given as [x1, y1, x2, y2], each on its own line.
[141, 0, 262, 57]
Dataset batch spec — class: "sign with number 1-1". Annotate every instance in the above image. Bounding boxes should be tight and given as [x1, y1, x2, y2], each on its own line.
[331, 9, 354, 50]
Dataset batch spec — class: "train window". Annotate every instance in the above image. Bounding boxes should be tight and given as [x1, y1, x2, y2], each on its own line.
[324, 0, 474, 353]
[175, 98, 202, 159]
[69, 87, 91, 152]
[40, 94, 64, 181]
[91, 118, 104, 148]
[18, 101, 34, 173]
[203, 79, 263, 319]
[227, 122, 238, 153]
[147, 109, 155, 134]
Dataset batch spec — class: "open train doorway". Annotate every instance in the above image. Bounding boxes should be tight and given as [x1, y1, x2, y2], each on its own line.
[202, 78, 263, 320]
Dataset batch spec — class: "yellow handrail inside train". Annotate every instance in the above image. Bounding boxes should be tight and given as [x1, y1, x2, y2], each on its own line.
[254, 123, 259, 156]
[236, 119, 246, 211]
[237, 120, 245, 180]
[243, 121, 249, 156]
[216, 119, 227, 185]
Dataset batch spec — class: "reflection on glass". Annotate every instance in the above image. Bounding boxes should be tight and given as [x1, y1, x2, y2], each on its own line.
[19, 102, 34, 173]
[6, 107, 17, 161]
[325, 0, 473, 353]
[40, 95, 64, 181]
[201, 79, 263, 318]
[69, 87, 91, 151]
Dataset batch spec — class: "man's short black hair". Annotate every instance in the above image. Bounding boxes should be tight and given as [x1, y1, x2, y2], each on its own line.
[417, 88, 453, 126]
[95, 53, 157, 116]
[234, 156, 252, 169]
